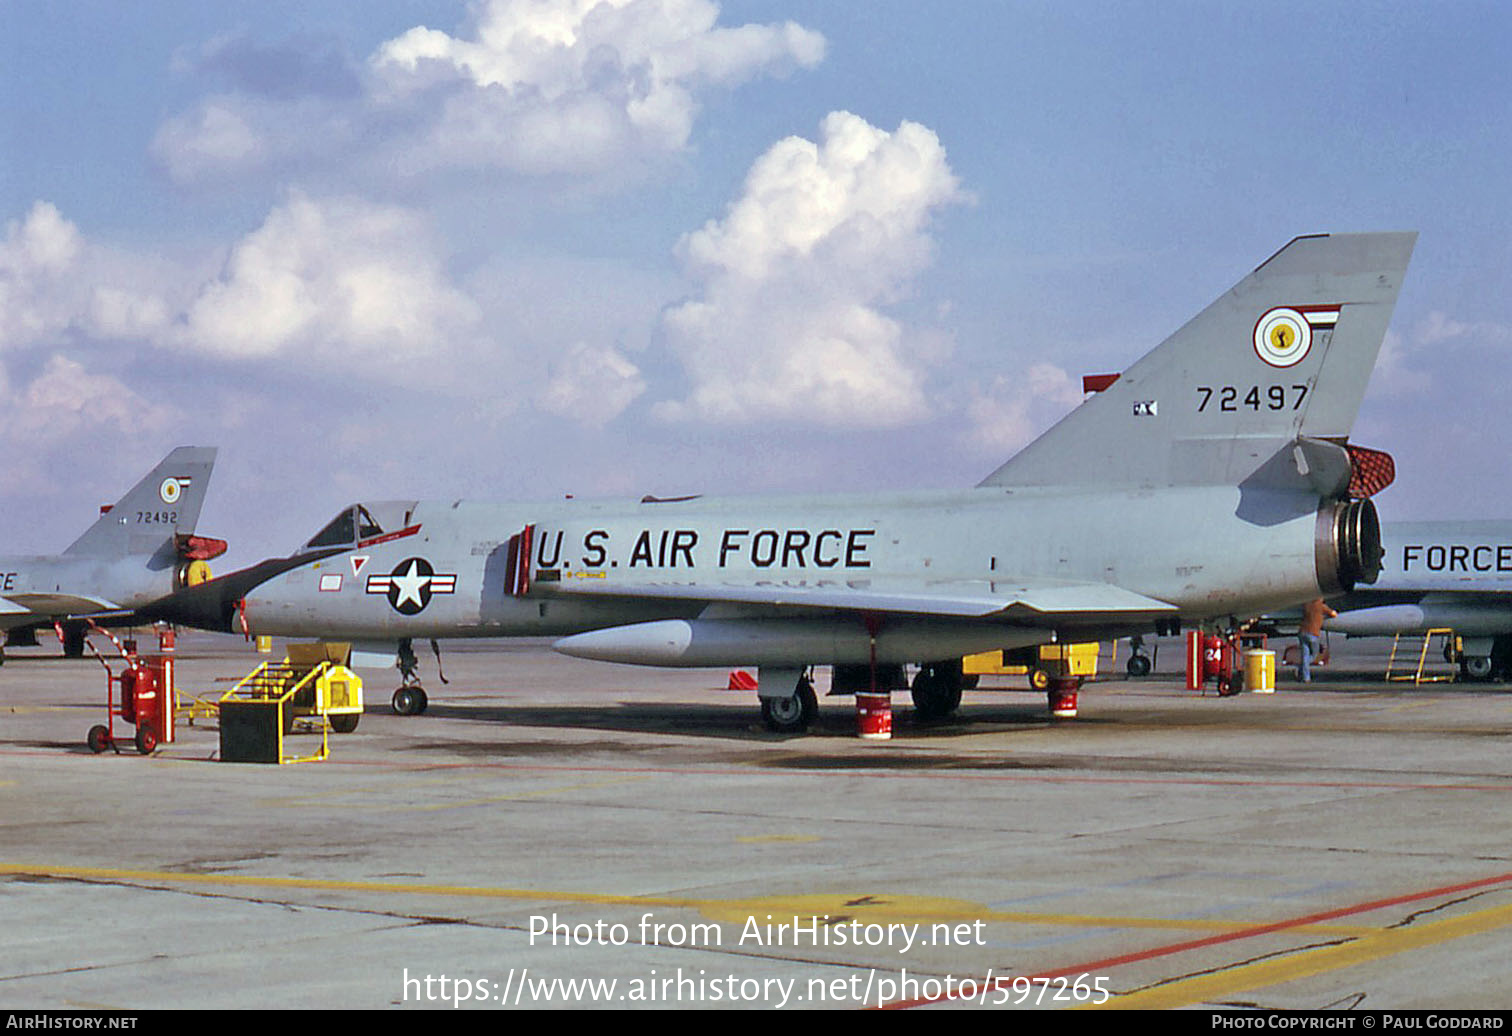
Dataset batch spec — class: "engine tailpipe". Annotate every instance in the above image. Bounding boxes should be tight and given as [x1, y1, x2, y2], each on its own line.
[1315, 497, 1383, 593]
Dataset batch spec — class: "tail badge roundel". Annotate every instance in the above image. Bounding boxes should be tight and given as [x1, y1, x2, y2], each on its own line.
[1253, 307, 1312, 368]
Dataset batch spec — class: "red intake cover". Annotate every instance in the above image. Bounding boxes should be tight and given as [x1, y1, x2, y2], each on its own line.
[176, 533, 228, 561]
[1346, 444, 1396, 498]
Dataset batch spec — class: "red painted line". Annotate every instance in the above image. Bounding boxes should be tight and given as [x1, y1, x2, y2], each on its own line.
[357, 524, 421, 549]
[881, 869, 1512, 1009]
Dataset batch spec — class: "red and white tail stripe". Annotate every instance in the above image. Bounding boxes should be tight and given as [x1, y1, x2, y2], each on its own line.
[1296, 305, 1341, 328]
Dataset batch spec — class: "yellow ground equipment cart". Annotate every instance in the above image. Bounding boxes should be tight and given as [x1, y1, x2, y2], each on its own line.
[216, 643, 364, 764]
[964, 642, 1101, 691]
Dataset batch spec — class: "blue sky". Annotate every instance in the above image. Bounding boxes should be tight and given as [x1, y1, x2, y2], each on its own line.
[3, 1, 1510, 565]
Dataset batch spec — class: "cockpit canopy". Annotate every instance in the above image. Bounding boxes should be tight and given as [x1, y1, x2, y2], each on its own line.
[300, 501, 418, 552]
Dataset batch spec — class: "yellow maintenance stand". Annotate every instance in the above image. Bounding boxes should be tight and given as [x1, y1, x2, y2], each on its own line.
[216, 643, 364, 764]
[964, 642, 1101, 691]
[1386, 629, 1457, 685]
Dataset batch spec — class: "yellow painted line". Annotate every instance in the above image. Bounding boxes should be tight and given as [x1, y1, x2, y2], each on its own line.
[0, 862, 1371, 936]
[1097, 896, 1512, 1009]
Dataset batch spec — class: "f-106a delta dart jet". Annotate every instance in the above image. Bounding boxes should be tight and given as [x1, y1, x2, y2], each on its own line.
[1, 446, 221, 661]
[147, 233, 1414, 730]
[1322, 521, 1512, 680]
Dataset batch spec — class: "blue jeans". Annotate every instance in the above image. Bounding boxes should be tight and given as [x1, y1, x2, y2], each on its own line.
[1298, 633, 1322, 682]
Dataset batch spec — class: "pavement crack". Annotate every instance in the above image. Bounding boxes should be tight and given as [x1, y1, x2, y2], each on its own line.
[1116, 936, 1359, 998]
[1389, 887, 1508, 929]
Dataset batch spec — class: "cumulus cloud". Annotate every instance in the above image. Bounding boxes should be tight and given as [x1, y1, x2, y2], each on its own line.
[0, 193, 674, 447]
[540, 342, 647, 425]
[1, 195, 497, 388]
[176, 192, 482, 368]
[963, 365, 1086, 455]
[154, 0, 824, 183]
[0, 202, 84, 348]
[0, 355, 174, 441]
[150, 101, 267, 184]
[1369, 328, 1432, 397]
[654, 111, 966, 427]
[0, 202, 175, 352]
[1366, 311, 1512, 398]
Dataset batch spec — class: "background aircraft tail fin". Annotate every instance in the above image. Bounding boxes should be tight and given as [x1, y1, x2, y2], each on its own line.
[978, 232, 1416, 490]
[64, 446, 218, 558]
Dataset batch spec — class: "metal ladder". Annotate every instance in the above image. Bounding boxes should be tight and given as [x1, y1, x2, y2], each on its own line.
[1385, 629, 1456, 684]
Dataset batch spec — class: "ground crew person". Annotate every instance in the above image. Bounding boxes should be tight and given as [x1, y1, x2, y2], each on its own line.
[1297, 598, 1337, 682]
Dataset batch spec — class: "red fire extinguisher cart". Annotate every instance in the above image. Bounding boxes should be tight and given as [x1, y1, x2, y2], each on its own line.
[1185, 630, 1240, 696]
[77, 624, 175, 755]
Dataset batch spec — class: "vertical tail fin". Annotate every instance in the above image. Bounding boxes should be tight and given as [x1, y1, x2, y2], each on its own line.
[978, 232, 1416, 489]
[64, 447, 218, 557]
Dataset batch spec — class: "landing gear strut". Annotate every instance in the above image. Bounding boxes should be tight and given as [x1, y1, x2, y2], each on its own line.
[391, 638, 429, 715]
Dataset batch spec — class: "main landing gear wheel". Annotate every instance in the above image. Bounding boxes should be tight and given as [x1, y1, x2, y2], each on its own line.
[1463, 656, 1494, 682]
[760, 680, 818, 734]
[1126, 654, 1152, 677]
[911, 662, 964, 720]
[392, 686, 429, 716]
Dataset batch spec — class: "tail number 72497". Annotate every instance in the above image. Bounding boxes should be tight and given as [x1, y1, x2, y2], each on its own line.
[1196, 384, 1309, 413]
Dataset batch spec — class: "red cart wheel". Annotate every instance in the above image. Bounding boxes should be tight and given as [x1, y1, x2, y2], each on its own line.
[87, 725, 110, 754]
[134, 725, 158, 755]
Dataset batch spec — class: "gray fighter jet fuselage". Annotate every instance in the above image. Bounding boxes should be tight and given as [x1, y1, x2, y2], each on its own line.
[1, 446, 219, 659]
[1326, 521, 1512, 679]
[256, 485, 1359, 652]
[149, 232, 1416, 729]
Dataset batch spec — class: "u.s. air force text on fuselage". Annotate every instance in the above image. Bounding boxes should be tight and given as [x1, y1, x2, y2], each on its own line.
[1399, 542, 1512, 574]
[528, 526, 877, 573]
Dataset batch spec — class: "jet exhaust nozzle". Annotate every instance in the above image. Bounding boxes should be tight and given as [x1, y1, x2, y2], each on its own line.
[1316, 497, 1383, 593]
